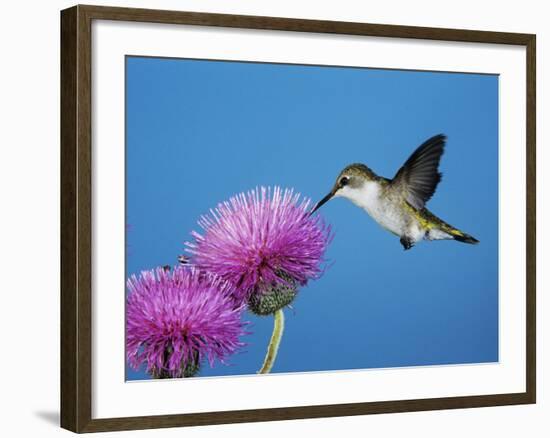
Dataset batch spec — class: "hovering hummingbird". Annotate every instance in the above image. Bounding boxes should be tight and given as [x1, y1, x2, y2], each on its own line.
[310, 134, 479, 250]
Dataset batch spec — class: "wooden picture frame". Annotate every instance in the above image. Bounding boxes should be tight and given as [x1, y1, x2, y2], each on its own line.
[61, 4, 536, 433]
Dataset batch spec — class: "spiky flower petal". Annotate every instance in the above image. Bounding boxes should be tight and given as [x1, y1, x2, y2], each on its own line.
[185, 187, 332, 310]
[126, 267, 246, 378]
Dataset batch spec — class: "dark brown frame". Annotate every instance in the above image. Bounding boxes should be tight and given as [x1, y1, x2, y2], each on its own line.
[61, 4, 536, 433]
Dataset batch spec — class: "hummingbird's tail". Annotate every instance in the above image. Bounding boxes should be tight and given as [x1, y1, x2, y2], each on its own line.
[451, 230, 479, 245]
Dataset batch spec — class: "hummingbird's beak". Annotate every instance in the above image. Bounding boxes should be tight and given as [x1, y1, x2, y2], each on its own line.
[309, 188, 336, 216]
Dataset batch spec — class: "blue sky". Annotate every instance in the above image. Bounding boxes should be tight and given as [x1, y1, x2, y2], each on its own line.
[125, 56, 499, 380]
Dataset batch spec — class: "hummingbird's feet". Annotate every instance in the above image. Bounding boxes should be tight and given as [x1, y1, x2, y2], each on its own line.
[400, 236, 414, 251]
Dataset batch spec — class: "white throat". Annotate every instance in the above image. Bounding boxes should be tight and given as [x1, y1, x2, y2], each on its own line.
[336, 181, 381, 214]
[334, 179, 414, 238]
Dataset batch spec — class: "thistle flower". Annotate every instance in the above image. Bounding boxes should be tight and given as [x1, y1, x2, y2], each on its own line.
[185, 187, 332, 314]
[126, 267, 247, 378]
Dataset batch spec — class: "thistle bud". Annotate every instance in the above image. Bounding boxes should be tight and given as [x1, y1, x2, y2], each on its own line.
[248, 271, 298, 316]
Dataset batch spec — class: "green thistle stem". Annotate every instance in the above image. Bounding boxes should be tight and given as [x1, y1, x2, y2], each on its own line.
[258, 309, 285, 374]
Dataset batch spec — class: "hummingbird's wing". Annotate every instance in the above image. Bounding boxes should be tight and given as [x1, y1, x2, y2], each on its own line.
[390, 134, 446, 210]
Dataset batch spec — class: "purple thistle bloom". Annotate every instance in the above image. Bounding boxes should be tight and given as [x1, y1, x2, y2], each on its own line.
[126, 267, 247, 378]
[185, 187, 332, 311]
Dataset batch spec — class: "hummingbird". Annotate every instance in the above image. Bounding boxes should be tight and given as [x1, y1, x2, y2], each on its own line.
[310, 134, 479, 250]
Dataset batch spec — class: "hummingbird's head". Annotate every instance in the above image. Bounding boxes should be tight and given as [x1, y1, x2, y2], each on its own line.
[310, 163, 377, 215]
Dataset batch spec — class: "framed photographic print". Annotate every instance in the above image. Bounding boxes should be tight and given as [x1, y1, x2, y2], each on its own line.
[60, 4, 536, 433]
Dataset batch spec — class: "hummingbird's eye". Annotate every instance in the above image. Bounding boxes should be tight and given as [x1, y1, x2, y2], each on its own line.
[340, 176, 349, 186]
